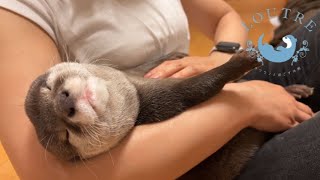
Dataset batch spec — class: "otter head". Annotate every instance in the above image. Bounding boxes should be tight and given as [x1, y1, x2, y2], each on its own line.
[282, 35, 297, 49]
[25, 63, 139, 160]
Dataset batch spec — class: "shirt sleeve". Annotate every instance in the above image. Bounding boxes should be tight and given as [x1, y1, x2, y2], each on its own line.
[0, 0, 56, 42]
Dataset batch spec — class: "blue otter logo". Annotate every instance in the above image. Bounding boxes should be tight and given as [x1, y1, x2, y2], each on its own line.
[246, 34, 309, 66]
[258, 34, 297, 63]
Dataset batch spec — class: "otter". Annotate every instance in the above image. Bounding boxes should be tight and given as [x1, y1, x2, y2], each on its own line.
[25, 50, 313, 179]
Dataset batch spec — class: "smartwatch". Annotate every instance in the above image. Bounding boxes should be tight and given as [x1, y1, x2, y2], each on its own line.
[210, 42, 243, 54]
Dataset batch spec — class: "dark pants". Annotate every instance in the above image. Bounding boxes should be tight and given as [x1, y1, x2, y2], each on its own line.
[238, 113, 320, 180]
[238, 13, 320, 179]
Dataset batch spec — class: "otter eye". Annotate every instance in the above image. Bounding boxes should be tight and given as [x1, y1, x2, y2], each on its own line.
[42, 81, 52, 91]
[66, 130, 70, 141]
[46, 84, 52, 91]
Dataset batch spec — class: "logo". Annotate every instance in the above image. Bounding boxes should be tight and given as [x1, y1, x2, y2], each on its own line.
[246, 34, 309, 66]
[242, 8, 315, 76]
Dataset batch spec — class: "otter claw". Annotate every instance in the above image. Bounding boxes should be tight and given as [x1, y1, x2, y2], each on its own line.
[285, 84, 314, 99]
[229, 50, 261, 70]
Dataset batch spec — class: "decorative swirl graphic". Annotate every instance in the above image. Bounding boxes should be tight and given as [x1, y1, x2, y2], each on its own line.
[291, 40, 310, 65]
[246, 41, 264, 65]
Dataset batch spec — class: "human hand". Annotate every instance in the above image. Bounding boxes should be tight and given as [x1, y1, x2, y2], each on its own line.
[144, 52, 232, 79]
[225, 81, 314, 132]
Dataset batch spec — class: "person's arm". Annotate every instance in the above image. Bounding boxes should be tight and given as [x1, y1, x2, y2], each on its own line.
[145, 0, 247, 79]
[0, 8, 67, 179]
[183, 0, 247, 67]
[0, 8, 312, 180]
[68, 80, 313, 180]
[182, 0, 247, 47]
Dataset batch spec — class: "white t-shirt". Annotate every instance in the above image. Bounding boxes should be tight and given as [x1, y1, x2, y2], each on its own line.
[0, 0, 190, 69]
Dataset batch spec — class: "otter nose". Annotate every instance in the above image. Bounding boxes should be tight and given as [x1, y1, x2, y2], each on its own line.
[57, 90, 76, 117]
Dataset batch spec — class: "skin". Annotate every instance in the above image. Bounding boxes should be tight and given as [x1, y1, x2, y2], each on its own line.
[0, 0, 313, 179]
[145, 0, 248, 79]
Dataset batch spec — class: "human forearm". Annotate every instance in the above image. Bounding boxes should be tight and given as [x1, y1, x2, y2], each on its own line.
[68, 84, 251, 180]
[213, 10, 247, 48]
[182, 0, 247, 47]
[68, 81, 313, 180]
[209, 10, 248, 67]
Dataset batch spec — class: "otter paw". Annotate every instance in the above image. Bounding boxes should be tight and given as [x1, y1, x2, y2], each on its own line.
[229, 50, 261, 70]
[285, 84, 314, 99]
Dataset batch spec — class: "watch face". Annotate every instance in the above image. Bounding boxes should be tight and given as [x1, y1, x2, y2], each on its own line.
[216, 42, 241, 53]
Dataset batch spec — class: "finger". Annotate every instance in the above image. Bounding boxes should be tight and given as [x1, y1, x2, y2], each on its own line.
[290, 121, 300, 128]
[145, 61, 185, 78]
[296, 101, 314, 116]
[294, 110, 312, 123]
[144, 63, 168, 78]
[171, 67, 199, 78]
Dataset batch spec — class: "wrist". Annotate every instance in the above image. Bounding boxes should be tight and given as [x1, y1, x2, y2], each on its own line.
[222, 83, 255, 127]
[208, 51, 233, 67]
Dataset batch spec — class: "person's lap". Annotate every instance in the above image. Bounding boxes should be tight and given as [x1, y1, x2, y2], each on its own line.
[238, 112, 320, 179]
[238, 12, 320, 179]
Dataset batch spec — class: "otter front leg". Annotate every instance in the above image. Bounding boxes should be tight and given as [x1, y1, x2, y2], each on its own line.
[136, 51, 260, 125]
